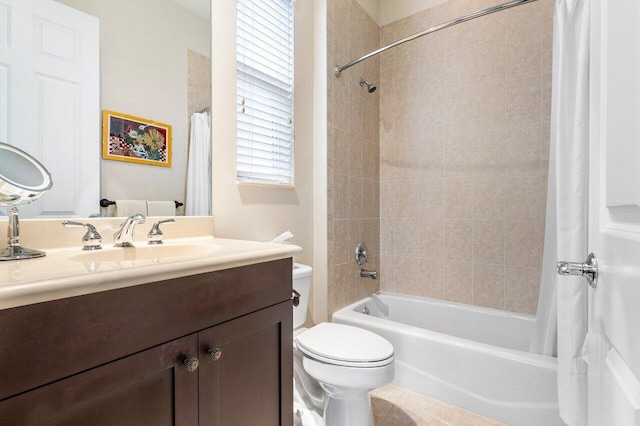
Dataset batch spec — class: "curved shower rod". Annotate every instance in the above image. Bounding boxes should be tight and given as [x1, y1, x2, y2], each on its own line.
[333, 0, 541, 78]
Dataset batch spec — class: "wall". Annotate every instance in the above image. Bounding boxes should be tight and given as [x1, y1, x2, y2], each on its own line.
[210, 1, 315, 270]
[56, 0, 210, 207]
[378, 0, 553, 315]
[378, 0, 448, 26]
[327, 0, 381, 317]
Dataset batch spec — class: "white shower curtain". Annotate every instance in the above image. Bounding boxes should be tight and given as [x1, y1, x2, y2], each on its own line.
[531, 0, 590, 425]
[186, 112, 211, 216]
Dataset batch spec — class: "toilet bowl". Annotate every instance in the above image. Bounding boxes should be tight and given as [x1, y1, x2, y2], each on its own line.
[293, 264, 395, 426]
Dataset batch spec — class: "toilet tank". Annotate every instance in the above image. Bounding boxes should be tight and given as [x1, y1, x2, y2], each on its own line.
[293, 263, 312, 329]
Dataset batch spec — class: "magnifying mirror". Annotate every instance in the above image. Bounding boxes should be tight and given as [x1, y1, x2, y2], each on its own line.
[0, 142, 53, 261]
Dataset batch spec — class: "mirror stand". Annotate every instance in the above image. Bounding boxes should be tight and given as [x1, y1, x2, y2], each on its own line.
[0, 206, 46, 261]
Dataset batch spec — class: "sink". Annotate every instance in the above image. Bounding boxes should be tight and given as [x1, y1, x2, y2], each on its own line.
[68, 244, 223, 263]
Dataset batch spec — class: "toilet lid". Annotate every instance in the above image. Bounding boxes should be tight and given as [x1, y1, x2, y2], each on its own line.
[295, 323, 394, 367]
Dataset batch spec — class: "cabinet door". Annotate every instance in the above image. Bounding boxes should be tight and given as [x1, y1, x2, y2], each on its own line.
[198, 301, 293, 426]
[0, 334, 199, 425]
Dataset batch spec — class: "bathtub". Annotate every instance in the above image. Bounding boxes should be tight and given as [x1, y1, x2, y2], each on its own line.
[332, 293, 564, 426]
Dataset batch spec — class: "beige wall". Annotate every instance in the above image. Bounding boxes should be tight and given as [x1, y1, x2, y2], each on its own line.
[56, 0, 210, 208]
[210, 1, 315, 270]
[378, 0, 553, 315]
[327, 0, 381, 318]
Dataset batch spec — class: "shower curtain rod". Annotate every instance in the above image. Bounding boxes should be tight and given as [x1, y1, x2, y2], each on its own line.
[333, 0, 540, 77]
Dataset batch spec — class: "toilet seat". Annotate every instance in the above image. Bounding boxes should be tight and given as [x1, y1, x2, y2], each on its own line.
[295, 322, 394, 368]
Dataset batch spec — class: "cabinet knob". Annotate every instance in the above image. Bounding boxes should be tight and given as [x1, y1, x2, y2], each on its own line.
[208, 348, 222, 361]
[183, 357, 199, 372]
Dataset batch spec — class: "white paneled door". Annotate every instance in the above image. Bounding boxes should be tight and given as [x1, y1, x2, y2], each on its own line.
[588, 0, 640, 424]
[0, 0, 99, 218]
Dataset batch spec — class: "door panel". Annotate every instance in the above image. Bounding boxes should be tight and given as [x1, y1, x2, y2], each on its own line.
[0, 0, 99, 218]
[589, 0, 640, 424]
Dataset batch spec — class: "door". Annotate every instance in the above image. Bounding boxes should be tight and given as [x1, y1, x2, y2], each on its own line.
[0, 0, 99, 218]
[588, 0, 640, 424]
[0, 334, 199, 425]
[198, 301, 293, 426]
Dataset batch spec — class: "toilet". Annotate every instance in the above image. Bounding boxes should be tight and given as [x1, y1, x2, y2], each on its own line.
[293, 263, 395, 426]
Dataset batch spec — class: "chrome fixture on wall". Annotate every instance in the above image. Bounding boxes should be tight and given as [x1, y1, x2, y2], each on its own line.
[355, 242, 369, 265]
[359, 77, 377, 93]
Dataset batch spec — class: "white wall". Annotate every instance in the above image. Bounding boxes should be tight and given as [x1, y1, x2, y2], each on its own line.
[210, 1, 315, 269]
[355, 0, 450, 26]
[56, 0, 210, 207]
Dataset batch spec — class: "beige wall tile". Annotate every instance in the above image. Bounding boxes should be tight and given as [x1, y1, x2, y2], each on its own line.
[473, 263, 505, 310]
[334, 173, 349, 219]
[445, 176, 474, 219]
[506, 27, 542, 81]
[505, 123, 541, 173]
[473, 127, 506, 176]
[473, 220, 505, 265]
[334, 219, 350, 265]
[506, 76, 542, 128]
[379, 255, 396, 292]
[506, 267, 541, 314]
[380, 219, 395, 255]
[419, 219, 445, 259]
[473, 174, 506, 220]
[505, 219, 541, 268]
[445, 129, 475, 178]
[395, 257, 422, 296]
[445, 219, 473, 261]
[505, 171, 541, 220]
[419, 258, 445, 299]
[506, 0, 542, 36]
[444, 260, 473, 304]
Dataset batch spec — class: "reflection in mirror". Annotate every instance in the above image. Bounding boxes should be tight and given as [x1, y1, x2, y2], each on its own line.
[55, 0, 211, 216]
[0, 142, 53, 260]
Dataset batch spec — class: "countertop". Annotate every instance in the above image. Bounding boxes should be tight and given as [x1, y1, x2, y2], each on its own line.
[0, 217, 301, 310]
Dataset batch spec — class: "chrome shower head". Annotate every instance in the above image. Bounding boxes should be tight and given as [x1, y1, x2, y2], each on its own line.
[359, 77, 377, 93]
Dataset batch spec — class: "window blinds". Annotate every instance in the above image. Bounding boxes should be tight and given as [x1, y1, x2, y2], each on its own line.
[237, 0, 294, 185]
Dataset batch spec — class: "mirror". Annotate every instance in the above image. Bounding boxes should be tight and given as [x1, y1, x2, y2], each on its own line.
[55, 0, 211, 216]
[0, 142, 53, 260]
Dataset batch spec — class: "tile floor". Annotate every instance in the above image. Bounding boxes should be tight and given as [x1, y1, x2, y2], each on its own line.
[370, 385, 506, 426]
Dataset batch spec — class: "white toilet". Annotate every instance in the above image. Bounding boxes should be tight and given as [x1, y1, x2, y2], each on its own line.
[293, 263, 395, 426]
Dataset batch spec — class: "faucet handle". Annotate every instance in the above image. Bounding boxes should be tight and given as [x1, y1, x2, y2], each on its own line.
[62, 220, 102, 250]
[148, 219, 175, 245]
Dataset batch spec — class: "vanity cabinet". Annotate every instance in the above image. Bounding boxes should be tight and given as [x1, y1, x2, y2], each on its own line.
[0, 258, 293, 425]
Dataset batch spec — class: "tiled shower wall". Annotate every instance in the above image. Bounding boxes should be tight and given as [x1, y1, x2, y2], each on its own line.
[378, 0, 554, 314]
[327, 0, 381, 317]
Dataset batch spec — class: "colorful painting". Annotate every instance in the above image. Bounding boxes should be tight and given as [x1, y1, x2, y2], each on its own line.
[102, 110, 172, 167]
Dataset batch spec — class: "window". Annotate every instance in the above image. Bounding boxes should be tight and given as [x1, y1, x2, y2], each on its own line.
[236, 0, 294, 185]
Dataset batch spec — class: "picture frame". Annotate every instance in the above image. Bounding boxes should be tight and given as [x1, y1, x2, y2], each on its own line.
[102, 110, 172, 167]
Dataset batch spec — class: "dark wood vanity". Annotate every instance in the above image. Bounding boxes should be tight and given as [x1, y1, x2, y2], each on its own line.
[0, 258, 293, 425]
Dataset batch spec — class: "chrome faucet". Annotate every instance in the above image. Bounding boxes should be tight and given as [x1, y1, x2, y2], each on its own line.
[360, 269, 377, 280]
[114, 214, 146, 247]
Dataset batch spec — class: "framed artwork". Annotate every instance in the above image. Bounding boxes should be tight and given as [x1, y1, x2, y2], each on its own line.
[102, 110, 172, 167]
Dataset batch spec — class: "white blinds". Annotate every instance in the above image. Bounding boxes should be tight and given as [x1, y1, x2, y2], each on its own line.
[237, 0, 294, 185]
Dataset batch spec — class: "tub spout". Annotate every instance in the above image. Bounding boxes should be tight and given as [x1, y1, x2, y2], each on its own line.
[360, 269, 377, 279]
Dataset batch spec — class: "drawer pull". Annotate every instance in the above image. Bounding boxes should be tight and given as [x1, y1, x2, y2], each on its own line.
[208, 348, 222, 361]
[183, 357, 199, 372]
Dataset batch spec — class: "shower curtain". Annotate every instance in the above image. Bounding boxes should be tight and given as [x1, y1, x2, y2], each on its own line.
[186, 111, 211, 216]
[531, 0, 590, 424]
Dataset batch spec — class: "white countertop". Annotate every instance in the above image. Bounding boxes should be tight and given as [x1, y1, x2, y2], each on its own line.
[0, 217, 301, 310]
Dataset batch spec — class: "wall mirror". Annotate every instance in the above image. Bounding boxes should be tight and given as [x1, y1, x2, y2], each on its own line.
[59, 0, 211, 217]
[1, 0, 211, 218]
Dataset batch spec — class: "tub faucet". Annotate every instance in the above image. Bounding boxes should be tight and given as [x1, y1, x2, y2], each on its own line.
[360, 269, 377, 280]
[114, 213, 146, 247]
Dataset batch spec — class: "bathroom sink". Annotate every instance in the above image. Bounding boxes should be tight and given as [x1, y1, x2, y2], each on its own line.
[67, 243, 223, 263]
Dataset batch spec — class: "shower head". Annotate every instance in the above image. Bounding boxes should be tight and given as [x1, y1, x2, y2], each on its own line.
[359, 77, 377, 93]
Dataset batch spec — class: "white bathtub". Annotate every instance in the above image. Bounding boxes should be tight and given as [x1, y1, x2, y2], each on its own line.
[332, 293, 564, 426]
